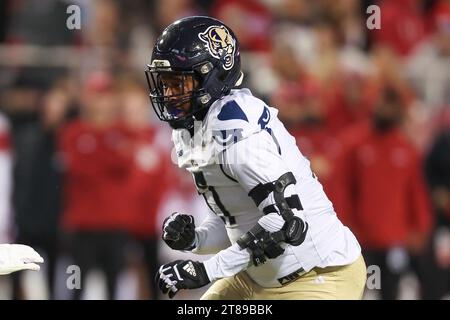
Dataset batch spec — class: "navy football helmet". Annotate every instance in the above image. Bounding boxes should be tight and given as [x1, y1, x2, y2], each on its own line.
[145, 16, 243, 130]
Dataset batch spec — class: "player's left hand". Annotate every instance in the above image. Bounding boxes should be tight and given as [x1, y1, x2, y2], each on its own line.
[0, 244, 44, 275]
[156, 260, 210, 298]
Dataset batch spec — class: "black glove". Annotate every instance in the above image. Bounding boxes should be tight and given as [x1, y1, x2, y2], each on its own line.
[162, 212, 196, 250]
[156, 260, 210, 298]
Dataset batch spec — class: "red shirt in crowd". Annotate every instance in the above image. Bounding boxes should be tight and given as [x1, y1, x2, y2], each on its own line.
[323, 76, 379, 134]
[126, 126, 172, 239]
[291, 125, 343, 205]
[336, 121, 433, 250]
[59, 120, 136, 232]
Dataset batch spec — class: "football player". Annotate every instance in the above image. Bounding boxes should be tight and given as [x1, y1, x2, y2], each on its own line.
[149, 16, 366, 299]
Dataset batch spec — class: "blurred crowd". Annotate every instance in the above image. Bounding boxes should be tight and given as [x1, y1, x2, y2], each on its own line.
[0, 0, 449, 300]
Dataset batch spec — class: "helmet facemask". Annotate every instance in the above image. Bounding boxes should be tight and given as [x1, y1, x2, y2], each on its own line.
[145, 66, 198, 123]
[145, 60, 223, 129]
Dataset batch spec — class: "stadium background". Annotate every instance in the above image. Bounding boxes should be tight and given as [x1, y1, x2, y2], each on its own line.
[0, 0, 449, 299]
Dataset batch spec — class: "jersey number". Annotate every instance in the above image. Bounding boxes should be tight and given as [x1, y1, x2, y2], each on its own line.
[193, 171, 237, 227]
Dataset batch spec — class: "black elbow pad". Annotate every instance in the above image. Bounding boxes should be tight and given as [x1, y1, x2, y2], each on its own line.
[237, 224, 285, 267]
[248, 172, 309, 247]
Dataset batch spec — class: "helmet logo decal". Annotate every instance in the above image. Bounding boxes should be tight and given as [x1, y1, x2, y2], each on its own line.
[199, 25, 236, 70]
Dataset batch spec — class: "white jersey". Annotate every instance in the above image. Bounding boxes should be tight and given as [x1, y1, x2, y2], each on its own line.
[172, 88, 361, 288]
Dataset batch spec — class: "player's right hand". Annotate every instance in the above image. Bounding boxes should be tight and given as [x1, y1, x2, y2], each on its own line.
[156, 260, 210, 299]
[162, 212, 196, 251]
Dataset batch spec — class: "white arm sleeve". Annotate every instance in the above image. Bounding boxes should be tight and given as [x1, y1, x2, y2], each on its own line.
[203, 131, 305, 281]
[192, 209, 231, 255]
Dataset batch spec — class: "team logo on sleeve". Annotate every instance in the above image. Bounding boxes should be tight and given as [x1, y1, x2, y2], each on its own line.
[199, 25, 236, 70]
